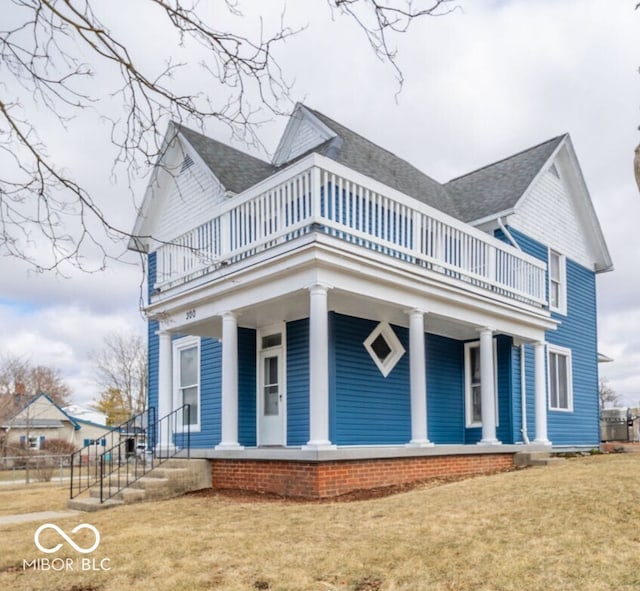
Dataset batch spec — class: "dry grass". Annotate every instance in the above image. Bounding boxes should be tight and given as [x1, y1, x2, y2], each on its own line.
[1, 454, 640, 590]
[0, 483, 69, 515]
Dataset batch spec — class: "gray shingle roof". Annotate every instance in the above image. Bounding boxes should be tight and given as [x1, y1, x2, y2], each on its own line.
[177, 125, 276, 194]
[177, 111, 562, 225]
[306, 108, 461, 218]
[445, 135, 565, 222]
[2, 419, 65, 429]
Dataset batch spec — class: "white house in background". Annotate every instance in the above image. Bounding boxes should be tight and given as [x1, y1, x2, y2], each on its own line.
[129, 103, 613, 499]
[2, 393, 112, 451]
[63, 404, 108, 427]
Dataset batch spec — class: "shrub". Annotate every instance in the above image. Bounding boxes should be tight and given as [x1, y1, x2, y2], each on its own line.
[40, 438, 76, 456]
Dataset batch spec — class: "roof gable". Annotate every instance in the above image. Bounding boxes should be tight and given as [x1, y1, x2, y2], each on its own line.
[300, 107, 461, 218]
[445, 135, 565, 223]
[6, 393, 80, 429]
[509, 137, 612, 273]
[178, 125, 275, 195]
[129, 123, 275, 252]
[272, 103, 337, 166]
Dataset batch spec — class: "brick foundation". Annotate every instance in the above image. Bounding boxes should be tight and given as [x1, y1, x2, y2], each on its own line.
[210, 453, 514, 499]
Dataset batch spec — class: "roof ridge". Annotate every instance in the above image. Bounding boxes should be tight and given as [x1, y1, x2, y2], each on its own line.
[305, 107, 443, 184]
[447, 134, 567, 184]
[176, 123, 271, 165]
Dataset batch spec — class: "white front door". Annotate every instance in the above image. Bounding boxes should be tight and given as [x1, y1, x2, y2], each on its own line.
[258, 331, 286, 446]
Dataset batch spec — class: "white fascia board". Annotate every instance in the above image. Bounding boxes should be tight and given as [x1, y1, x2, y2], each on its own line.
[556, 138, 613, 273]
[128, 121, 180, 252]
[272, 103, 337, 166]
[178, 130, 226, 194]
[128, 123, 225, 253]
[512, 135, 568, 215]
[511, 135, 613, 273]
[146, 234, 557, 341]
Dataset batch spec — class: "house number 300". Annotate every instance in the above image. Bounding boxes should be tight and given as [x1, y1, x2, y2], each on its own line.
[186, 309, 196, 320]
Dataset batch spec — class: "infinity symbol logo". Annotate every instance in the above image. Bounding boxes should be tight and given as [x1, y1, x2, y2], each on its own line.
[34, 523, 101, 554]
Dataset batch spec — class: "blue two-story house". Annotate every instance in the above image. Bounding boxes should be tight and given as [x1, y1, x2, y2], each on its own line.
[130, 104, 612, 498]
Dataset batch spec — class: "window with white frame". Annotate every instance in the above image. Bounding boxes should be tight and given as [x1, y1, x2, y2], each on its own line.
[464, 341, 498, 428]
[548, 345, 573, 411]
[363, 322, 405, 377]
[173, 336, 200, 430]
[549, 250, 567, 314]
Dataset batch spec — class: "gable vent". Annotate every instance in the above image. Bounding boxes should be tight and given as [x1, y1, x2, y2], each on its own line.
[549, 163, 560, 179]
[180, 153, 195, 174]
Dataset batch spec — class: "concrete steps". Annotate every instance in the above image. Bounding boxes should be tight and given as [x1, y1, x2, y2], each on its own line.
[68, 459, 211, 512]
[514, 451, 566, 468]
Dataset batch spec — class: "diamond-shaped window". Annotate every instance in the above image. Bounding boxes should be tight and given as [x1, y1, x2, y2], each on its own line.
[363, 322, 405, 377]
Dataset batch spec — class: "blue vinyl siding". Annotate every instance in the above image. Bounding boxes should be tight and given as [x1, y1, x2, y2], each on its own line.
[496, 335, 514, 444]
[463, 336, 514, 445]
[148, 318, 159, 418]
[331, 313, 411, 445]
[147, 253, 159, 417]
[174, 336, 220, 448]
[426, 334, 464, 444]
[238, 328, 256, 447]
[507, 226, 600, 446]
[547, 260, 599, 444]
[286, 318, 310, 446]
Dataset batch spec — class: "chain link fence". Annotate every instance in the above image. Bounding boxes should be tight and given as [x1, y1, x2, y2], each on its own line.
[0, 454, 70, 484]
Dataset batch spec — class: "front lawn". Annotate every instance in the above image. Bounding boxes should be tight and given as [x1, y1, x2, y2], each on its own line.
[1, 454, 639, 590]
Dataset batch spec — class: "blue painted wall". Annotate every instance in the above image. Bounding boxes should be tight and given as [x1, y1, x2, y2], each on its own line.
[238, 328, 256, 447]
[462, 335, 515, 445]
[425, 334, 464, 444]
[330, 313, 411, 445]
[286, 319, 310, 446]
[147, 252, 159, 426]
[506, 226, 600, 446]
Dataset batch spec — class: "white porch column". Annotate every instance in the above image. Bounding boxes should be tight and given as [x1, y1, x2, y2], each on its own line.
[216, 311, 244, 450]
[304, 283, 336, 450]
[157, 330, 175, 453]
[479, 327, 500, 445]
[534, 341, 551, 445]
[407, 310, 433, 447]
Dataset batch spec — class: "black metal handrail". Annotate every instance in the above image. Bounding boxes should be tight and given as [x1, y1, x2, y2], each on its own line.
[70, 405, 191, 503]
[70, 407, 155, 499]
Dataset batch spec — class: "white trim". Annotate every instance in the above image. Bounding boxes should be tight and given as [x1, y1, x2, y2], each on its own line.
[172, 335, 201, 432]
[272, 104, 336, 166]
[363, 322, 406, 378]
[256, 323, 287, 446]
[464, 339, 499, 428]
[547, 344, 573, 412]
[548, 249, 567, 315]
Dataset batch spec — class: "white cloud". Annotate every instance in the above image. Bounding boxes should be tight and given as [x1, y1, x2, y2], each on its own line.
[1, 0, 638, 408]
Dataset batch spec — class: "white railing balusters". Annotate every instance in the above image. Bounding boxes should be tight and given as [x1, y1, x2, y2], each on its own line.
[154, 161, 547, 306]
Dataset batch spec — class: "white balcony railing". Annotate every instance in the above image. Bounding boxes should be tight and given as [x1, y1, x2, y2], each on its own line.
[155, 154, 548, 306]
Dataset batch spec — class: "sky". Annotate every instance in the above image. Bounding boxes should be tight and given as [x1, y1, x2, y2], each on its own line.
[0, 0, 638, 408]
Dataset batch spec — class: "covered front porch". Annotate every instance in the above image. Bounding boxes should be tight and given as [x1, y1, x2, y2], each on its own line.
[149, 244, 557, 455]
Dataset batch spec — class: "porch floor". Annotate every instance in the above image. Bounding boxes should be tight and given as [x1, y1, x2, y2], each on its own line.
[189, 443, 551, 462]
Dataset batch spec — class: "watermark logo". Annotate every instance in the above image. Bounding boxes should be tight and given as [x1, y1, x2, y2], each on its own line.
[34, 523, 101, 554]
[24, 522, 110, 572]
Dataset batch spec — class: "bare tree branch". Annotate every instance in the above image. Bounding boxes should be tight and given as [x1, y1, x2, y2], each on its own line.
[0, 0, 453, 273]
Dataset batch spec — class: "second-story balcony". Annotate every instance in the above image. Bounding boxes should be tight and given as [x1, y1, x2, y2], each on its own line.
[153, 153, 548, 309]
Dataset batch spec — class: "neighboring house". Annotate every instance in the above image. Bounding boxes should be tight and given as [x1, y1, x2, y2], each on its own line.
[63, 404, 108, 427]
[2, 393, 111, 452]
[130, 104, 612, 498]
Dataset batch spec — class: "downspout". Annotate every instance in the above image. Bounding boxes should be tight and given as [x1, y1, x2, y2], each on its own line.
[497, 217, 521, 251]
[520, 344, 530, 444]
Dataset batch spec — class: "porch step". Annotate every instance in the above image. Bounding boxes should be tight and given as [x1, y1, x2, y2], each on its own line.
[514, 451, 566, 468]
[67, 497, 124, 512]
[68, 459, 211, 512]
